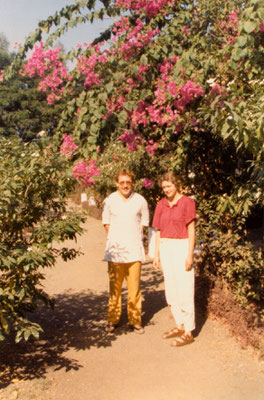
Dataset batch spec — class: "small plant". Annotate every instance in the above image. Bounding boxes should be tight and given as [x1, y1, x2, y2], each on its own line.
[0, 136, 85, 342]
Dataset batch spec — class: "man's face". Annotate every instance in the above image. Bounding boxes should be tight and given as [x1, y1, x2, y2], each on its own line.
[116, 174, 133, 198]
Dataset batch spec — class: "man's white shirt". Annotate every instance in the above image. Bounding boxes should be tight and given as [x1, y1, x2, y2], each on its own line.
[102, 191, 149, 263]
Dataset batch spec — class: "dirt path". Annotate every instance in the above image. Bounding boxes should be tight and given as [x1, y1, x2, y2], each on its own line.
[1, 216, 264, 400]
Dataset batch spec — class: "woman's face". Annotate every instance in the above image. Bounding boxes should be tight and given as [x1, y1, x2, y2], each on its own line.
[161, 180, 178, 200]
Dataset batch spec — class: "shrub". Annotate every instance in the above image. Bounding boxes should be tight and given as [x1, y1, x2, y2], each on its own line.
[0, 136, 85, 342]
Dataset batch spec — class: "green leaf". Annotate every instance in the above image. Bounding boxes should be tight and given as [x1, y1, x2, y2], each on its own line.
[24, 330, 31, 341]
[99, 93, 107, 102]
[19, 288, 25, 300]
[80, 122, 87, 132]
[140, 54, 148, 66]
[123, 101, 135, 111]
[1, 314, 9, 333]
[15, 331, 23, 343]
[257, 7, 264, 19]
[243, 21, 257, 33]
[105, 82, 113, 93]
[237, 35, 247, 48]
[88, 136, 97, 144]
[118, 110, 127, 124]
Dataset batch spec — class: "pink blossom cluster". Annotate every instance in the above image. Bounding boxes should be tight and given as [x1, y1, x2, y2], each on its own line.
[145, 140, 158, 155]
[120, 130, 159, 154]
[115, 0, 175, 18]
[131, 100, 148, 127]
[60, 134, 78, 158]
[22, 41, 70, 104]
[112, 17, 131, 36]
[216, 10, 239, 45]
[104, 96, 125, 118]
[77, 44, 108, 87]
[175, 81, 205, 110]
[72, 159, 100, 186]
[142, 178, 154, 188]
[119, 26, 160, 61]
[159, 56, 179, 80]
[127, 80, 203, 131]
[113, 16, 160, 61]
[155, 79, 204, 108]
[120, 130, 143, 151]
[182, 26, 190, 37]
[150, 104, 179, 126]
[210, 83, 226, 98]
[130, 102, 168, 127]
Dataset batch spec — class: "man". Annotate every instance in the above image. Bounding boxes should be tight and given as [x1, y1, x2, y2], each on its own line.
[102, 168, 149, 334]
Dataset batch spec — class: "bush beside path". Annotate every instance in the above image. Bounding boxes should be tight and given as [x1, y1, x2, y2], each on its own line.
[0, 216, 263, 400]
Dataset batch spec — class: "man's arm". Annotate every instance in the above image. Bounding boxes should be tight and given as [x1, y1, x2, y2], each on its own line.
[141, 197, 150, 228]
[104, 224, 110, 234]
[142, 225, 148, 234]
[102, 197, 110, 233]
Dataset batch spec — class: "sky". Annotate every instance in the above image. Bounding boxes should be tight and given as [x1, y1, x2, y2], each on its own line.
[0, 0, 112, 53]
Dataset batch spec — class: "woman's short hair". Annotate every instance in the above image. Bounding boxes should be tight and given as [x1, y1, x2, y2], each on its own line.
[159, 171, 182, 192]
[115, 168, 135, 183]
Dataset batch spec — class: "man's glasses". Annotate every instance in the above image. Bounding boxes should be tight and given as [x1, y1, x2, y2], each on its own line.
[118, 181, 132, 186]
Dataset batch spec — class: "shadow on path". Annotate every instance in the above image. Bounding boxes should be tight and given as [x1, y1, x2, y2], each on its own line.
[0, 264, 172, 389]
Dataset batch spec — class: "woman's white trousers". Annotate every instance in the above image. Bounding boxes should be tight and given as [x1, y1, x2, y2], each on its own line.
[160, 238, 195, 332]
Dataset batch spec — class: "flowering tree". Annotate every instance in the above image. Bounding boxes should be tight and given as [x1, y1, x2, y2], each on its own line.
[2, 0, 264, 314]
[7, 1, 262, 185]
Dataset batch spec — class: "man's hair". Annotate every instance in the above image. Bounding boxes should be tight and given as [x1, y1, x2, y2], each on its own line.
[159, 171, 182, 192]
[115, 168, 135, 183]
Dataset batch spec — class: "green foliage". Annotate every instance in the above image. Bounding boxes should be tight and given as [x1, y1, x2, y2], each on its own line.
[3, 0, 264, 312]
[195, 192, 264, 306]
[0, 74, 66, 140]
[0, 136, 85, 342]
[0, 32, 14, 69]
[196, 230, 264, 306]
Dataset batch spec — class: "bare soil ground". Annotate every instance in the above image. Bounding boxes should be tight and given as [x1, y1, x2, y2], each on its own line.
[0, 215, 264, 400]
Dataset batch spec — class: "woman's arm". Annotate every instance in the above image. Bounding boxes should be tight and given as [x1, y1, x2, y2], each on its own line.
[186, 220, 195, 271]
[153, 229, 161, 269]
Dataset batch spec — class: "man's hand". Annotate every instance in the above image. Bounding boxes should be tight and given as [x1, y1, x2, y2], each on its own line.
[153, 256, 160, 270]
[104, 224, 110, 234]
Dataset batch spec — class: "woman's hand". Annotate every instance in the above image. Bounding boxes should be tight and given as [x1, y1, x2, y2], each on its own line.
[185, 255, 193, 271]
[153, 256, 160, 270]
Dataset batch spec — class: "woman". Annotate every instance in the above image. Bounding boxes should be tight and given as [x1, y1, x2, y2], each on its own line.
[152, 172, 196, 346]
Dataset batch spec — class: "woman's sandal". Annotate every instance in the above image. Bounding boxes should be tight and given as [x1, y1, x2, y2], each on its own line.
[162, 327, 185, 339]
[105, 323, 117, 333]
[170, 333, 194, 347]
[130, 325, 145, 334]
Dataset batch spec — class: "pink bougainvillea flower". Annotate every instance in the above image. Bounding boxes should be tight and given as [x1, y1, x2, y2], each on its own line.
[60, 134, 78, 158]
[146, 141, 158, 155]
[73, 159, 100, 186]
[142, 178, 154, 188]
[22, 41, 71, 104]
[120, 130, 142, 151]
[115, 0, 175, 18]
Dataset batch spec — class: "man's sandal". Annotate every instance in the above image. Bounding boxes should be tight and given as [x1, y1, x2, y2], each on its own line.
[162, 327, 185, 339]
[130, 325, 145, 334]
[105, 323, 117, 333]
[170, 333, 194, 347]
